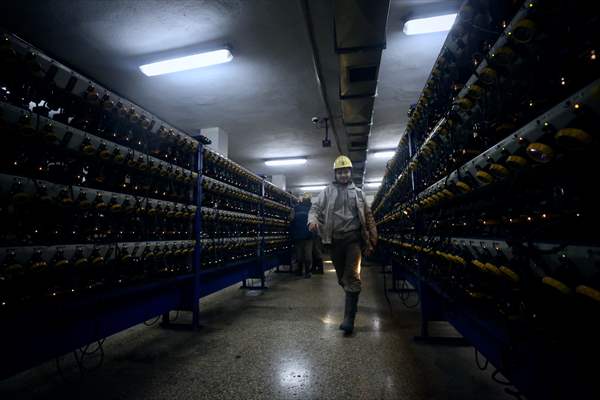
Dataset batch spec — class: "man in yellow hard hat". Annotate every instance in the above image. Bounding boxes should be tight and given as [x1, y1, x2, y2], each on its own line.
[307, 155, 378, 334]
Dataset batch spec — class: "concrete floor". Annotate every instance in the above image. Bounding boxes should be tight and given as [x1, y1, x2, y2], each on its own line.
[0, 262, 509, 400]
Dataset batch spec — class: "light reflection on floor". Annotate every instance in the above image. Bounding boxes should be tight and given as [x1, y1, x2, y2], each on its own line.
[319, 312, 337, 325]
[278, 359, 311, 393]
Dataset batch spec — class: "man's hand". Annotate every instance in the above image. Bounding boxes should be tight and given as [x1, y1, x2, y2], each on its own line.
[308, 222, 320, 233]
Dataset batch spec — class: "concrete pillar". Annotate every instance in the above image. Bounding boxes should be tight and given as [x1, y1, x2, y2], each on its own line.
[200, 127, 229, 156]
[271, 174, 286, 191]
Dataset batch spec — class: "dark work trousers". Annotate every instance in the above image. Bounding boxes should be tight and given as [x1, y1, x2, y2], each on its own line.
[294, 239, 313, 275]
[312, 236, 323, 272]
[330, 230, 362, 293]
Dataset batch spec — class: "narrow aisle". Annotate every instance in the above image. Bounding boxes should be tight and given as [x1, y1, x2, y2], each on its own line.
[1, 263, 507, 400]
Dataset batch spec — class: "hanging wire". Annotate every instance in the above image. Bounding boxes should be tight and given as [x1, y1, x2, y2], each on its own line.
[475, 348, 489, 370]
[399, 279, 420, 308]
[143, 315, 161, 326]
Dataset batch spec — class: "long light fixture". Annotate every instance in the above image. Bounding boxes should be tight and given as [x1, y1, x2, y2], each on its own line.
[265, 158, 307, 166]
[139, 49, 233, 76]
[365, 182, 381, 189]
[373, 150, 396, 159]
[403, 13, 457, 35]
[300, 185, 327, 191]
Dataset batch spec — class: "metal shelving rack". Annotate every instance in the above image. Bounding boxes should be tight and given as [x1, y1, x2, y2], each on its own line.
[0, 32, 294, 379]
[373, 1, 600, 398]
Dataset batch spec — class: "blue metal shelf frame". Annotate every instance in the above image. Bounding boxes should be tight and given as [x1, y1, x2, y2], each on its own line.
[378, 249, 595, 400]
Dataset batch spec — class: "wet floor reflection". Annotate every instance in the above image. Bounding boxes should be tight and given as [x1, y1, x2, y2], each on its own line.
[278, 358, 311, 395]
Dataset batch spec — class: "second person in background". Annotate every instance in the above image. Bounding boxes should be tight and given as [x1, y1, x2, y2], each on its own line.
[291, 193, 314, 278]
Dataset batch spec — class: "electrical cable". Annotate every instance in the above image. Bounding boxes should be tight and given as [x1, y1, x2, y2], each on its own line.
[491, 369, 512, 385]
[80, 338, 105, 356]
[399, 279, 420, 308]
[382, 263, 393, 312]
[77, 340, 105, 372]
[475, 348, 489, 370]
[504, 388, 524, 400]
[56, 352, 84, 384]
[143, 315, 161, 326]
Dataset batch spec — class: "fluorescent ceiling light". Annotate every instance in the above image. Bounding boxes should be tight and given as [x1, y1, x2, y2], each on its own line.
[300, 185, 327, 191]
[403, 13, 457, 35]
[265, 158, 307, 166]
[373, 150, 396, 159]
[139, 49, 233, 76]
[365, 182, 381, 189]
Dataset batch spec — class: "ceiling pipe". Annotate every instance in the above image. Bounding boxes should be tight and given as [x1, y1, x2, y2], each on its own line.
[299, 0, 343, 154]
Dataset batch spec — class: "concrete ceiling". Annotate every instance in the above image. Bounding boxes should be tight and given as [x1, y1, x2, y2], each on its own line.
[0, 0, 459, 194]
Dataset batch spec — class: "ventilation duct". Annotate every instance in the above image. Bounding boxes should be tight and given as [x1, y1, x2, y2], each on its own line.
[334, 0, 390, 186]
[341, 96, 375, 125]
[339, 50, 382, 98]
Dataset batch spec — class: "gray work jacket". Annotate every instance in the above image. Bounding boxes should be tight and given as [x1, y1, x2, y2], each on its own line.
[307, 183, 377, 249]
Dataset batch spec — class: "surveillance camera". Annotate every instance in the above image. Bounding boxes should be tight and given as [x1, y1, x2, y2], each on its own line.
[312, 117, 319, 124]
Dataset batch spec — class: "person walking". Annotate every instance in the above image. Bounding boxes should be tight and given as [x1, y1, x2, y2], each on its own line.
[291, 193, 314, 278]
[307, 155, 377, 334]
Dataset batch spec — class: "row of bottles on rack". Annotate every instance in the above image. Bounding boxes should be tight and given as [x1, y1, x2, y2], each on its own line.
[264, 180, 297, 205]
[201, 176, 261, 214]
[376, 79, 600, 245]
[381, 235, 600, 332]
[374, 0, 600, 329]
[0, 241, 195, 309]
[0, 31, 204, 310]
[0, 34, 207, 170]
[202, 148, 262, 195]
[199, 148, 295, 270]
[1, 105, 197, 204]
[200, 238, 260, 269]
[1, 174, 196, 246]
[199, 235, 292, 270]
[201, 207, 261, 239]
[263, 237, 292, 256]
[373, 0, 599, 215]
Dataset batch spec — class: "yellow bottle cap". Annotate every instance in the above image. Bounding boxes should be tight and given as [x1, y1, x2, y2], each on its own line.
[471, 259, 486, 271]
[506, 155, 527, 168]
[575, 285, 600, 303]
[542, 276, 571, 295]
[489, 163, 510, 177]
[456, 97, 475, 111]
[511, 19, 536, 44]
[479, 67, 497, 85]
[493, 46, 516, 66]
[555, 128, 592, 148]
[476, 170, 494, 184]
[455, 181, 472, 193]
[526, 142, 554, 163]
[83, 145, 96, 155]
[467, 84, 484, 99]
[499, 266, 520, 283]
[74, 258, 88, 267]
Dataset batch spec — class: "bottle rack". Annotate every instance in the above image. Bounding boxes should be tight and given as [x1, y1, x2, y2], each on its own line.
[373, 1, 600, 398]
[200, 146, 294, 272]
[0, 32, 295, 379]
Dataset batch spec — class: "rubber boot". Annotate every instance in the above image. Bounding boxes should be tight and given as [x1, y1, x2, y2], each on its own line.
[339, 291, 359, 334]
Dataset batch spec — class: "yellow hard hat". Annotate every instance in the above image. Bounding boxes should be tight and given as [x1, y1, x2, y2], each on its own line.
[333, 155, 353, 170]
[302, 192, 312, 200]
